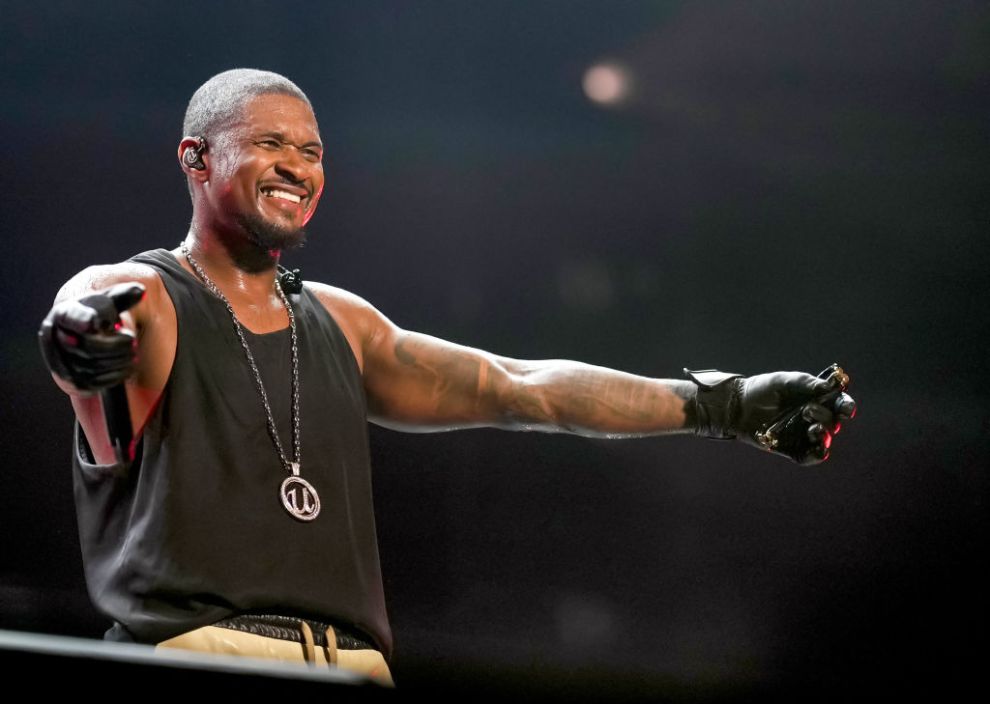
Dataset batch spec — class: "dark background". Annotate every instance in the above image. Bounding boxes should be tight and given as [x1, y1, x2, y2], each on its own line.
[1, 0, 987, 697]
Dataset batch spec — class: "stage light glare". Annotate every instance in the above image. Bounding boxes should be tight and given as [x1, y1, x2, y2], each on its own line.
[582, 63, 630, 106]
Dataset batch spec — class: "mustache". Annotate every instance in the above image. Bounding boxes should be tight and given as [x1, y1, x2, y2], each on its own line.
[260, 178, 311, 197]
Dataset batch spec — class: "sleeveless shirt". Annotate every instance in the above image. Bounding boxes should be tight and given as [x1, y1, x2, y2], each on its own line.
[71, 249, 392, 656]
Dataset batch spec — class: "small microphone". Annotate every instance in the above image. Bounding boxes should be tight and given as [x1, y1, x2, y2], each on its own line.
[101, 384, 135, 464]
[278, 266, 303, 294]
[92, 282, 146, 465]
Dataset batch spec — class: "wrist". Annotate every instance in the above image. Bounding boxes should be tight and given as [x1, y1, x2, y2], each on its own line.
[683, 369, 744, 439]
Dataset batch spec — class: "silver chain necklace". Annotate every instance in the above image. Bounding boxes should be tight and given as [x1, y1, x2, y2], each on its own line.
[180, 242, 320, 521]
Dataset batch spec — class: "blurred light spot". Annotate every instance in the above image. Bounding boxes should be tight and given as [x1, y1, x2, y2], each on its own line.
[583, 63, 631, 106]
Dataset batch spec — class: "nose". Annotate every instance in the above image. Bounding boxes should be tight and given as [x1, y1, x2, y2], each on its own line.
[273, 147, 310, 184]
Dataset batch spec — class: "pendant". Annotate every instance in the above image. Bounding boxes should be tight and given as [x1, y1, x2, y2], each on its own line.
[280, 475, 321, 521]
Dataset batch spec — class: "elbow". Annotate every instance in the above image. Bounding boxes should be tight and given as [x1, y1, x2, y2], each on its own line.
[500, 368, 562, 432]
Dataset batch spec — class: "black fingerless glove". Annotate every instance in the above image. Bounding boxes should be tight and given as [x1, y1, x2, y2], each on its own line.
[39, 283, 145, 392]
[684, 366, 856, 465]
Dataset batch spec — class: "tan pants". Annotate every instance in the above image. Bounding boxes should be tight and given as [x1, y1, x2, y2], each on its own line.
[157, 624, 394, 687]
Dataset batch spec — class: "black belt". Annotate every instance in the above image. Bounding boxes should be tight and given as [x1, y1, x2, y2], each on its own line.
[211, 614, 377, 651]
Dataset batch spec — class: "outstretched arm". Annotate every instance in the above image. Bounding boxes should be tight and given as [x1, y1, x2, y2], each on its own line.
[366, 329, 697, 437]
[313, 284, 854, 464]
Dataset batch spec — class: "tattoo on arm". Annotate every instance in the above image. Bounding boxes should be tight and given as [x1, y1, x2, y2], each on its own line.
[384, 333, 697, 436]
[393, 334, 495, 420]
[511, 368, 692, 436]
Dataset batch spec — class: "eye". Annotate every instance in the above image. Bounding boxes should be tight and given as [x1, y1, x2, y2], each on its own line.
[303, 148, 322, 161]
[257, 139, 280, 149]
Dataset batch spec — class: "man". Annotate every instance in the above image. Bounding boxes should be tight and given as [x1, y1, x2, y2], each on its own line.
[39, 69, 855, 685]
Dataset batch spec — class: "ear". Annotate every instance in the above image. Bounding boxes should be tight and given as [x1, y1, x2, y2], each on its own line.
[177, 136, 210, 182]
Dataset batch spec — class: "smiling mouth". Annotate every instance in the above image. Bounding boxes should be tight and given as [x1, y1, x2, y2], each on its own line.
[260, 186, 304, 204]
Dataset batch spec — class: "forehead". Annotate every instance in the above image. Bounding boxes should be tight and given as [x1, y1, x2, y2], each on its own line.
[233, 93, 320, 141]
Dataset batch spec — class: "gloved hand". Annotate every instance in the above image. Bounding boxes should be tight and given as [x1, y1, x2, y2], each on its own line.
[684, 365, 857, 465]
[39, 282, 146, 392]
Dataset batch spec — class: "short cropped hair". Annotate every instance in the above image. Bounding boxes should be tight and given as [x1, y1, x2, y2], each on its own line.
[182, 68, 312, 140]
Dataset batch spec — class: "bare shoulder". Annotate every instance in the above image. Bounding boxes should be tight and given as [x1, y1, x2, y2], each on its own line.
[304, 280, 380, 316]
[55, 260, 171, 333]
[304, 281, 396, 373]
[55, 261, 165, 304]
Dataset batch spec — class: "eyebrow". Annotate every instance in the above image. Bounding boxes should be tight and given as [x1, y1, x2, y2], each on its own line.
[256, 131, 323, 150]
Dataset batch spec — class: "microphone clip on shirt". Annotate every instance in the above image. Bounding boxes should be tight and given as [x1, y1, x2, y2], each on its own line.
[278, 266, 303, 294]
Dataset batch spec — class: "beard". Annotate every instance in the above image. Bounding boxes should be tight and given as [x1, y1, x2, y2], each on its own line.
[235, 212, 308, 252]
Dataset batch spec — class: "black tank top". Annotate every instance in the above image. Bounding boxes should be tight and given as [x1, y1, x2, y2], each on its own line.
[71, 249, 391, 656]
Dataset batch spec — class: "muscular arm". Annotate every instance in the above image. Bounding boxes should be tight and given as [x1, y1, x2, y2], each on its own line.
[375, 331, 696, 437]
[312, 285, 695, 437]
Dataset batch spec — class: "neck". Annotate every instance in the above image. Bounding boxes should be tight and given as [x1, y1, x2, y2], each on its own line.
[181, 225, 281, 299]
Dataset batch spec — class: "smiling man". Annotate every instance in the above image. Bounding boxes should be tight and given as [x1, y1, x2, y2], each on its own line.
[39, 69, 855, 686]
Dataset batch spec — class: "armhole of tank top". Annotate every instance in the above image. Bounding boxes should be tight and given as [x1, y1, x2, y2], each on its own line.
[145, 256, 181, 395]
[300, 285, 364, 380]
[137, 256, 181, 442]
[74, 420, 132, 480]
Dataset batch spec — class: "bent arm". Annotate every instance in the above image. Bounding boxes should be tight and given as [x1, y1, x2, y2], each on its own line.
[46, 263, 175, 464]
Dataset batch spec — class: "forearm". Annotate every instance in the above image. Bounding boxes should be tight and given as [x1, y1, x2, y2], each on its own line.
[500, 359, 697, 438]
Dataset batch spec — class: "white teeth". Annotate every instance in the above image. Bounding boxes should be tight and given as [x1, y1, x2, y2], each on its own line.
[262, 188, 302, 203]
